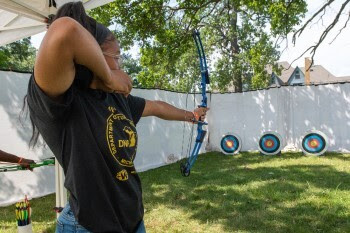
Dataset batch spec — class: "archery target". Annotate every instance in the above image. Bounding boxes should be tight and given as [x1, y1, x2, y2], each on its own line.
[259, 132, 283, 155]
[301, 130, 328, 156]
[220, 133, 242, 155]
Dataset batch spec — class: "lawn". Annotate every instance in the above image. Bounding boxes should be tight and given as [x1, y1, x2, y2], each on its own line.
[1, 152, 350, 232]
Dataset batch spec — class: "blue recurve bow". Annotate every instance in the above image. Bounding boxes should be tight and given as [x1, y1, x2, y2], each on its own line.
[180, 30, 210, 177]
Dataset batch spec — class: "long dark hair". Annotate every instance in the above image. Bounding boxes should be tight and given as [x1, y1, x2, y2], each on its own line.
[54, 2, 94, 35]
[23, 1, 115, 147]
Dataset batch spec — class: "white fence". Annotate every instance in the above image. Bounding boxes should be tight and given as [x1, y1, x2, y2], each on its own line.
[0, 71, 55, 206]
[209, 84, 350, 153]
[0, 70, 349, 206]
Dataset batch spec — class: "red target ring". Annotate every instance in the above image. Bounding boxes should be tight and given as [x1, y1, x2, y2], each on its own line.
[264, 139, 275, 148]
[307, 139, 319, 148]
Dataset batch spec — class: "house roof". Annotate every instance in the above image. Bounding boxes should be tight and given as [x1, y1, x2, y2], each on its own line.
[270, 73, 284, 85]
[270, 61, 350, 85]
[266, 61, 294, 84]
[334, 76, 350, 82]
[276, 61, 296, 83]
[300, 65, 337, 83]
[266, 61, 295, 83]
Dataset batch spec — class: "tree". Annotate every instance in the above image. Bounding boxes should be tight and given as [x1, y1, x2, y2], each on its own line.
[0, 38, 36, 72]
[121, 53, 143, 87]
[292, 0, 350, 68]
[90, 0, 308, 92]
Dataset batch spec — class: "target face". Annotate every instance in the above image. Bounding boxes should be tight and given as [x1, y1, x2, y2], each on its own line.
[220, 133, 242, 155]
[259, 132, 283, 155]
[301, 130, 328, 156]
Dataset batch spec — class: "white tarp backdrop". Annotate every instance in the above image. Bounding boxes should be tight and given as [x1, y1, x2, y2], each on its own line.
[0, 0, 114, 46]
[209, 84, 350, 153]
[0, 70, 349, 206]
[0, 71, 55, 206]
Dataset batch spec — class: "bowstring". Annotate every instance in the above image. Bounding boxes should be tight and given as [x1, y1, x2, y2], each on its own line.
[181, 48, 198, 162]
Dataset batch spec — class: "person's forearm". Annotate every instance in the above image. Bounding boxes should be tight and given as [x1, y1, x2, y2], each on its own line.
[0, 150, 20, 163]
[152, 101, 194, 122]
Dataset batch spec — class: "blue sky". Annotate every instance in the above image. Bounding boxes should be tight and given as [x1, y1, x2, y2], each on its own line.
[31, 0, 350, 77]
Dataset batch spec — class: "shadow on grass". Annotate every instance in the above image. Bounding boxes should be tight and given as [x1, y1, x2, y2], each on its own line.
[326, 152, 350, 161]
[140, 152, 350, 232]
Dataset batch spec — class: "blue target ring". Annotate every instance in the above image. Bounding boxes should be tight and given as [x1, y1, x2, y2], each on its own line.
[259, 132, 283, 155]
[302, 131, 327, 156]
[220, 133, 241, 155]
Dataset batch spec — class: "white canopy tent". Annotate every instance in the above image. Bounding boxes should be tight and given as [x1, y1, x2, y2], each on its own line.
[0, 0, 114, 46]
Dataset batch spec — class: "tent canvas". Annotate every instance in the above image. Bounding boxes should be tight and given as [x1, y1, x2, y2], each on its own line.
[0, 0, 114, 46]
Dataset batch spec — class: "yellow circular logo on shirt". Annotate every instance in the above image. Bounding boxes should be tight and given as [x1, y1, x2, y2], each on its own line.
[106, 107, 137, 168]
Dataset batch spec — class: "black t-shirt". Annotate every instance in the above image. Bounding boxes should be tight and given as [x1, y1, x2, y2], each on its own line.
[27, 66, 146, 232]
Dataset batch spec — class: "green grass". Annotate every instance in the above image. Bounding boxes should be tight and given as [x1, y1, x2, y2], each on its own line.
[1, 152, 350, 232]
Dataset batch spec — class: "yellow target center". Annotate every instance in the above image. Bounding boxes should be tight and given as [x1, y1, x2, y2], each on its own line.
[226, 141, 233, 147]
[266, 141, 273, 147]
[310, 140, 318, 147]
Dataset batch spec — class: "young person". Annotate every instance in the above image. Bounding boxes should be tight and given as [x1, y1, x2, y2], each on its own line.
[26, 2, 207, 232]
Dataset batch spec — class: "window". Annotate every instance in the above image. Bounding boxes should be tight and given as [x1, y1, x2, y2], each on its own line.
[295, 70, 300, 79]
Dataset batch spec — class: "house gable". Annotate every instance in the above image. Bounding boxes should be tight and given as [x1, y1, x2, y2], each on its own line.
[270, 72, 285, 86]
[270, 72, 279, 86]
[287, 66, 305, 85]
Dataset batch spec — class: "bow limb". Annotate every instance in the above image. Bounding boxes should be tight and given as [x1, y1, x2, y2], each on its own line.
[180, 30, 210, 177]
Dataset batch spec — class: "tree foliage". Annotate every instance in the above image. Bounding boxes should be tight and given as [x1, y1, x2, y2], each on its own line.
[121, 53, 143, 87]
[90, 0, 308, 92]
[0, 38, 36, 72]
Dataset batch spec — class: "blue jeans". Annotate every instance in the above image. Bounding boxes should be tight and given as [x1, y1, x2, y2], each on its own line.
[56, 203, 146, 233]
